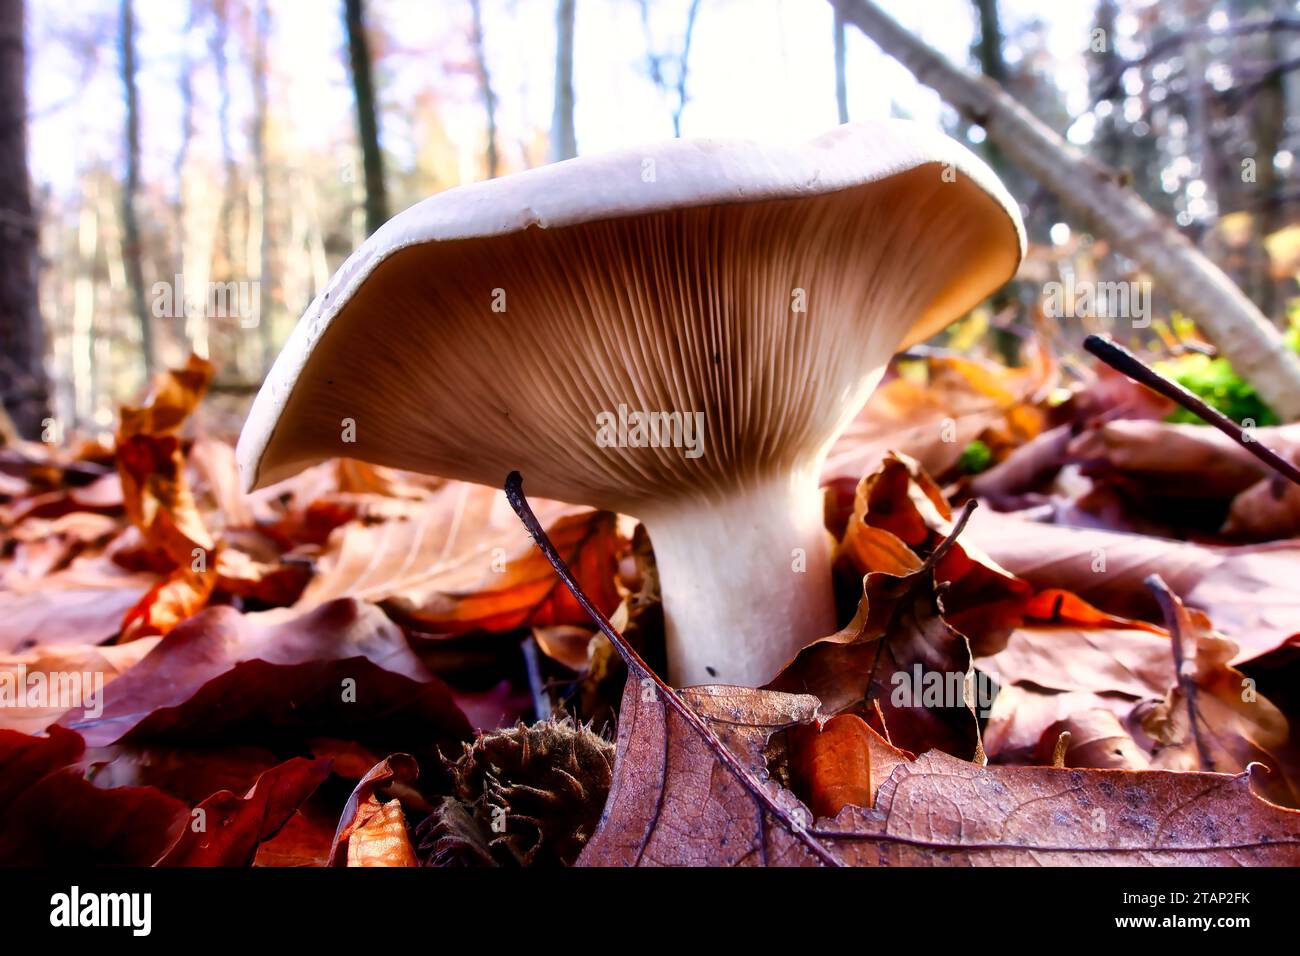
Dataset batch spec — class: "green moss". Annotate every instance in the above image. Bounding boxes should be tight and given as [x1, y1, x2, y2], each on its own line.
[958, 439, 993, 475]
[1160, 353, 1279, 427]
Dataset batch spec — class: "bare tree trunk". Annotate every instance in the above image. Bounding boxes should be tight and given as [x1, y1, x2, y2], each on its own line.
[832, 0, 1300, 420]
[251, 0, 273, 368]
[468, 0, 499, 177]
[638, 0, 701, 138]
[343, 0, 388, 234]
[72, 176, 98, 426]
[173, 0, 195, 273]
[210, 0, 235, 281]
[550, 0, 577, 162]
[1249, 22, 1285, 320]
[0, 0, 49, 438]
[971, 0, 1008, 177]
[1181, 0, 1219, 253]
[119, 0, 154, 381]
[833, 7, 848, 123]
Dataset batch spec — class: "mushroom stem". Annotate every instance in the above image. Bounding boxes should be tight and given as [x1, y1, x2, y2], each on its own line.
[640, 467, 836, 687]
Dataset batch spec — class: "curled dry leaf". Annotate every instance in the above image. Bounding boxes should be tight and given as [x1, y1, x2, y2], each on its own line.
[330, 753, 421, 867]
[157, 756, 333, 866]
[346, 798, 418, 867]
[579, 679, 1300, 866]
[836, 452, 1029, 650]
[767, 551, 982, 761]
[119, 560, 217, 642]
[115, 354, 217, 566]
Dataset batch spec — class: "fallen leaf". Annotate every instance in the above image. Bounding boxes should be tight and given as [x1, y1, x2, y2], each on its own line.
[115, 354, 217, 566]
[295, 482, 622, 634]
[330, 753, 421, 867]
[63, 599, 472, 759]
[579, 679, 1300, 866]
[768, 555, 982, 760]
[1137, 585, 1292, 796]
[1033, 710, 1150, 769]
[0, 728, 188, 865]
[787, 714, 877, 817]
[157, 756, 333, 866]
[0, 638, 160, 734]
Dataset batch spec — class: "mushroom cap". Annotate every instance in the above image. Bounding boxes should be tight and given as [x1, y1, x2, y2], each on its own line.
[238, 120, 1024, 511]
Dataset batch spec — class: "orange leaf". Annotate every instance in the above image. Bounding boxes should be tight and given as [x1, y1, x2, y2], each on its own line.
[346, 798, 417, 867]
[119, 560, 217, 642]
[115, 355, 216, 567]
[788, 714, 875, 818]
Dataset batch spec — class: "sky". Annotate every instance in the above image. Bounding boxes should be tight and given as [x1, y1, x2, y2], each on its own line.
[26, 0, 1100, 200]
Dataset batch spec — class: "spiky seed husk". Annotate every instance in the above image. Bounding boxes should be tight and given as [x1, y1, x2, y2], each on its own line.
[419, 717, 615, 867]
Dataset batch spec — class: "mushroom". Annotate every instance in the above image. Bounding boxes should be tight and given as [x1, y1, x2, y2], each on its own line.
[238, 121, 1023, 688]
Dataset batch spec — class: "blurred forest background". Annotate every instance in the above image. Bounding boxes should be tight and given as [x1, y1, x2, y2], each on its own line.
[4, 0, 1300, 444]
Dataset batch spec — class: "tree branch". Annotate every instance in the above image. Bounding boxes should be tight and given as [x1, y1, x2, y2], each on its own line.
[831, 0, 1300, 420]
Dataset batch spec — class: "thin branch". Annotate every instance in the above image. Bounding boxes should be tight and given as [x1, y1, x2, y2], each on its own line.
[1083, 334, 1300, 488]
[1090, 15, 1300, 106]
[1146, 574, 1214, 772]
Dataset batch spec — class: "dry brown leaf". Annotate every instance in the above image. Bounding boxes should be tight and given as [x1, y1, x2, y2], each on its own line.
[963, 510, 1300, 660]
[0, 557, 154, 651]
[578, 679, 1300, 866]
[767, 556, 982, 761]
[1138, 589, 1292, 793]
[115, 354, 217, 566]
[1069, 419, 1281, 499]
[960, 507, 1220, 621]
[118, 559, 217, 643]
[0, 638, 160, 734]
[786, 714, 878, 817]
[295, 481, 622, 634]
[838, 453, 1029, 638]
[1224, 475, 1300, 540]
[1186, 545, 1300, 661]
[1033, 710, 1150, 770]
[157, 756, 333, 866]
[974, 593, 1171, 700]
[824, 351, 1054, 483]
[330, 753, 421, 867]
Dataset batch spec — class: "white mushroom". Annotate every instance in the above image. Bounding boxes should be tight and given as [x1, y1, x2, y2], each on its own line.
[238, 121, 1024, 688]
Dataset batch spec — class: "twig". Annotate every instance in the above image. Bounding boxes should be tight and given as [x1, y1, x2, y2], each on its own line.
[1051, 731, 1071, 769]
[504, 471, 844, 867]
[520, 636, 552, 722]
[1084, 334, 1300, 488]
[1146, 574, 1214, 772]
